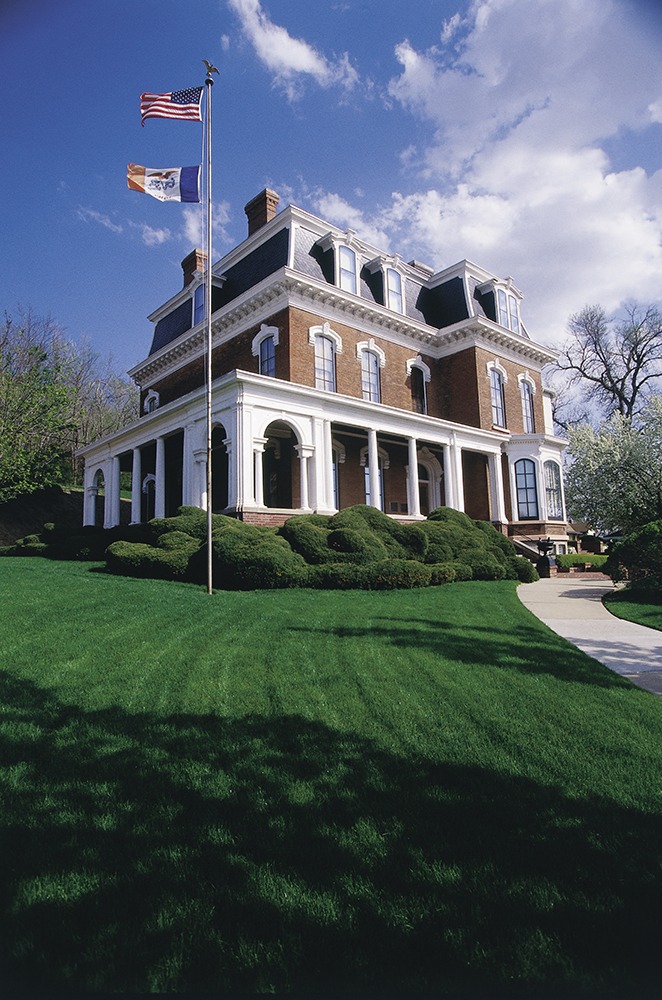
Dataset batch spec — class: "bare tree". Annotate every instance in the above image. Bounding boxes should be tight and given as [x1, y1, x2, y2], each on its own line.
[556, 303, 662, 421]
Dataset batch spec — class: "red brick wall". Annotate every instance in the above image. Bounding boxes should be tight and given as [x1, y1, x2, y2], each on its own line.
[462, 451, 490, 520]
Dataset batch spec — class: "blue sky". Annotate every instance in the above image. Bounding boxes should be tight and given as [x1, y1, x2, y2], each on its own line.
[3, 0, 662, 376]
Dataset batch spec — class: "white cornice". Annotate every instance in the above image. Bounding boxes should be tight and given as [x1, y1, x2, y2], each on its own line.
[129, 268, 557, 388]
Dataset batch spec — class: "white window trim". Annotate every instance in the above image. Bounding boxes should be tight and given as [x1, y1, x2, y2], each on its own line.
[517, 371, 536, 393]
[359, 445, 390, 470]
[143, 389, 160, 413]
[251, 323, 280, 357]
[366, 254, 407, 314]
[406, 356, 432, 383]
[308, 322, 343, 354]
[356, 338, 386, 368]
[486, 359, 508, 384]
[317, 230, 363, 297]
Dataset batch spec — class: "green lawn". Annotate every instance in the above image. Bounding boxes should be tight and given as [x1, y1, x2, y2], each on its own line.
[604, 588, 662, 632]
[1, 559, 662, 996]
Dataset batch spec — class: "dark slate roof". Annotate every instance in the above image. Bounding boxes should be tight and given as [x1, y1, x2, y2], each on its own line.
[149, 299, 192, 355]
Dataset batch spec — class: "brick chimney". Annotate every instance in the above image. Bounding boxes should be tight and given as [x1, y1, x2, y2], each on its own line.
[181, 248, 207, 288]
[244, 188, 279, 236]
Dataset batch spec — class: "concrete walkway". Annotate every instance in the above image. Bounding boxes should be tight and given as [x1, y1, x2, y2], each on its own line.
[517, 576, 662, 696]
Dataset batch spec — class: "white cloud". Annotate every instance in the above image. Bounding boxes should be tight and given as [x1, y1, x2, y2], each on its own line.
[76, 206, 123, 233]
[182, 200, 233, 257]
[227, 0, 358, 99]
[138, 224, 172, 247]
[363, 0, 662, 347]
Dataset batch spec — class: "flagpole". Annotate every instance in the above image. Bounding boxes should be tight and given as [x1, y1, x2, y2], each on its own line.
[204, 64, 215, 595]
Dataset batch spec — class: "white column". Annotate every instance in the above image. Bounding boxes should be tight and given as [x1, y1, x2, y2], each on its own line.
[105, 456, 121, 528]
[488, 452, 507, 523]
[181, 425, 195, 507]
[223, 437, 235, 508]
[254, 436, 268, 507]
[155, 436, 165, 518]
[407, 436, 421, 517]
[234, 402, 254, 510]
[296, 445, 314, 511]
[131, 448, 142, 523]
[83, 465, 97, 526]
[193, 448, 207, 510]
[368, 429, 380, 509]
[451, 434, 465, 512]
[442, 445, 453, 508]
[323, 419, 335, 510]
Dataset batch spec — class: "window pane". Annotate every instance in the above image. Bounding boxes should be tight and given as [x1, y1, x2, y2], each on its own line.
[515, 459, 538, 519]
[544, 461, 563, 519]
[490, 368, 506, 427]
[521, 381, 535, 433]
[259, 336, 276, 377]
[361, 351, 380, 402]
[508, 295, 520, 334]
[386, 268, 403, 313]
[194, 285, 204, 325]
[315, 335, 336, 392]
[339, 246, 357, 294]
[497, 289, 508, 327]
[411, 366, 426, 414]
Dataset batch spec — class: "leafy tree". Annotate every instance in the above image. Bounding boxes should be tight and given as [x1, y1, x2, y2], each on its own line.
[564, 396, 662, 534]
[555, 303, 662, 426]
[0, 308, 138, 502]
[0, 314, 71, 501]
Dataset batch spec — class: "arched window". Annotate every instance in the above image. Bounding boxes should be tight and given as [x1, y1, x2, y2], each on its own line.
[497, 288, 520, 333]
[411, 366, 426, 414]
[361, 350, 381, 402]
[315, 335, 336, 392]
[520, 379, 535, 433]
[490, 367, 506, 427]
[252, 324, 279, 377]
[339, 245, 358, 294]
[386, 268, 404, 313]
[143, 389, 160, 414]
[544, 461, 563, 520]
[259, 335, 276, 377]
[515, 459, 539, 520]
[193, 284, 204, 326]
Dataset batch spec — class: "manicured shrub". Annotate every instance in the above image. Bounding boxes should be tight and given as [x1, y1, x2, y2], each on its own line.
[450, 561, 473, 581]
[368, 559, 433, 590]
[465, 554, 507, 581]
[511, 558, 539, 583]
[306, 563, 372, 590]
[428, 562, 457, 585]
[204, 523, 308, 590]
[327, 527, 388, 562]
[105, 540, 194, 581]
[329, 505, 412, 558]
[604, 520, 662, 586]
[556, 552, 608, 570]
[280, 516, 336, 564]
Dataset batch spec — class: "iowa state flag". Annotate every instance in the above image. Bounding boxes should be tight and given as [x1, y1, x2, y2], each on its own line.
[127, 164, 200, 203]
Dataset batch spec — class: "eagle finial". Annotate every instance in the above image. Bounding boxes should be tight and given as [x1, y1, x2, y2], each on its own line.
[203, 59, 219, 77]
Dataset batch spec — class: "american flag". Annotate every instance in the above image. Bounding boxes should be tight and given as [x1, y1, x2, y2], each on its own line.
[140, 87, 203, 126]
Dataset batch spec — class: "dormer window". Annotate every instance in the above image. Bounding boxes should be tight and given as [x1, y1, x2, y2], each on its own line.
[478, 277, 523, 335]
[317, 232, 362, 297]
[193, 284, 204, 326]
[386, 268, 403, 313]
[339, 246, 358, 294]
[497, 288, 520, 334]
[366, 255, 406, 314]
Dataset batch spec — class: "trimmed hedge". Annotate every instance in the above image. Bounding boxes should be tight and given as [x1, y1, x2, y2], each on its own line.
[556, 553, 608, 570]
[2, 501, 541, 591]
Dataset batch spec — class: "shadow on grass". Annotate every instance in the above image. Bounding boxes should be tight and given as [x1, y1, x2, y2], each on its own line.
[1, 671, 660, 997]
[290, 617, 635, 690]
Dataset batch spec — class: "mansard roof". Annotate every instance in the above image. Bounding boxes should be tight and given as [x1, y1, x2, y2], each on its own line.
[134, 195, 553, 384]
